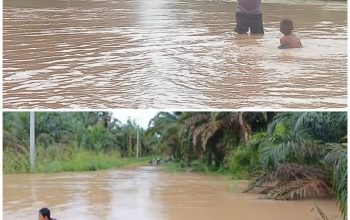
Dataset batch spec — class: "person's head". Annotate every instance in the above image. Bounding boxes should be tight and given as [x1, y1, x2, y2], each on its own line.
[280, 19, 294, 35]
[38, 208, 51, 220]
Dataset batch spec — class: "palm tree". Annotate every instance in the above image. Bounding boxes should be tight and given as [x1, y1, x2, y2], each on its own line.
[245, 112, 347, 218]
[324, 143, 347, 217]
[147, 112, 184, 158]
[184, 112, 252, 167]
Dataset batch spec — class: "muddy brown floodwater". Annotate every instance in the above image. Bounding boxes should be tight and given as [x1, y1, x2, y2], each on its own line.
[3, 167, 342, 220]
[3, 0, 347, 108]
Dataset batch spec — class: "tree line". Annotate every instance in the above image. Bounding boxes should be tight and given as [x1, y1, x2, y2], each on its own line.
[147, 111, 347, 218]
[3, 111, 347, 218]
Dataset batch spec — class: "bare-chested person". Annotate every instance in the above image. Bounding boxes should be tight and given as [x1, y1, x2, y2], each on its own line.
[278, 19, 302, 49]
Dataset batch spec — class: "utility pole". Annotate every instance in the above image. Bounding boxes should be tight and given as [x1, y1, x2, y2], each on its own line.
[136, 125, 139, 159]
[30, 112, 35, 172]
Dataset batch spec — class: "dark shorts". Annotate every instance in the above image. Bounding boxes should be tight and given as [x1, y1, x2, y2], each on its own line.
[234, 12, 264, 34]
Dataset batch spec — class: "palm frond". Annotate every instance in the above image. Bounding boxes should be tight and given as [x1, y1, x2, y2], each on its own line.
[184, 113, 210, 128]
[324, 143, 347, 167]
[314, 203, 330, 220]
[201, 121, 223, 150]
[267, 178, 330, 200]
[192, 121, 223, 151]
[245, 164, 331, 200]
[260, 137, 323, 171]
[324, 143, 347, 218]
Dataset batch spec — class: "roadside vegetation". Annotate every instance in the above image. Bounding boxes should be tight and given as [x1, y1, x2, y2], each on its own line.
[147, 112, 347, 218]
[3, 111, 347, 218]
[3, 112, 157, 173]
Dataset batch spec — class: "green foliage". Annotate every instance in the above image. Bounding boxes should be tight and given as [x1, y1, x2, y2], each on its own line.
[177, 112, 346, 218]
[228, 147, 253, 179]
[246, 112, 347, 218]
[3, 128, 31, 174]
[3, 148, 30, 174]
[163, 161, 229, 175]
[37, 133, 55, 149]
[163, 162, 186, 172]
[324, 143, 347, 218]
[246, 164, 331, 200]
[3, 111, 157, 174]
[191, 160, 212, 173]
[36, 149, 122, 173]
[3, 111, 347, 217]
[3, 112, 30, 146]
[82, 122, 115, 151]
[269, 112, 347, 143]
[36, 147, 154, 173]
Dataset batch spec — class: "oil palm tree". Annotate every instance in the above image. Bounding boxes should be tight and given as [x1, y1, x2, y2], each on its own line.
[245, 112, 347, 218]
[147, 112, 184, 158]
[184, 112, 252, 167]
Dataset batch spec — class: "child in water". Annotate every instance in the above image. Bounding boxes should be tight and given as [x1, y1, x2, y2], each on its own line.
[278, 19, 302, 49]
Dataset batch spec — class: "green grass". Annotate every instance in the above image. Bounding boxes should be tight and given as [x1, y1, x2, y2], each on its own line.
[3, 148, 30, 174]
[4, 148, 155, 174]
[35, 153, 153, 173]
[162, 160, 231, 176]
[162, 162, 185, 172]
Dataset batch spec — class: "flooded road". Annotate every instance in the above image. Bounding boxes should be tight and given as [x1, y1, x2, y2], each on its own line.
[3, 0, 347, 108]
[4, 167, 342, 220]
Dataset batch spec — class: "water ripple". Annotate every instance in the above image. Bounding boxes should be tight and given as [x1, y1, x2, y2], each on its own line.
[3, 0, 347, 108]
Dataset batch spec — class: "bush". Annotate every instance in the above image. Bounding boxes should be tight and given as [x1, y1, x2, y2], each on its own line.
[228, 146, 258, 179]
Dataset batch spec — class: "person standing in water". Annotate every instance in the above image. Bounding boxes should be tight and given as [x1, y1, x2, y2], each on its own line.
[278, 19, 302, 49]
[38, 208, 56, 220]
[234, 0, 264, 34]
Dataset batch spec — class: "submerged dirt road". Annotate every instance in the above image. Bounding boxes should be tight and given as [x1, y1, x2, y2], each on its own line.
[3, 166, 342, 220]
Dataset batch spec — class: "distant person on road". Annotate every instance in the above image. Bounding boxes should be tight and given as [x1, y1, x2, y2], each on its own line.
[38, 208, 56, 220]
[234, 0, 264, 34]
[278, 19, 302, 49]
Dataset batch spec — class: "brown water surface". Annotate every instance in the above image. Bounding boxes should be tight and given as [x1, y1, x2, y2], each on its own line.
[3, 167, 342, 220]
[3, 0, 347, 108]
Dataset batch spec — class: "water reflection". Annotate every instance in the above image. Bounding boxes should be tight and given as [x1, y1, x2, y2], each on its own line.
[3, 0, 347, 108]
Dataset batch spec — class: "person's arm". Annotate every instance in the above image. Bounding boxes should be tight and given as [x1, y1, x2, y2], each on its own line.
[278, 36, 288, 49]
[280, 36, 286, 45]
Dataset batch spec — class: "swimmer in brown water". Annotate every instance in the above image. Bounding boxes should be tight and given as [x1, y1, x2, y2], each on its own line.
[38, 208, 57, 220]
[278, 19, 302, 49]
